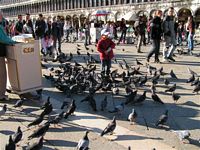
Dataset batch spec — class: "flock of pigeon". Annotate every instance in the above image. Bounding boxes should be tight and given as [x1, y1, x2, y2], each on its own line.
[1, 43, 200, 149]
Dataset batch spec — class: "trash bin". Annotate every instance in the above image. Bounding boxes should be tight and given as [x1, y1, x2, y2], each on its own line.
[6, 40, 43, 94]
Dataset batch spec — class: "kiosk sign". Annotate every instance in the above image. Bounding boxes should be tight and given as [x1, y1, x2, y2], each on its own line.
[22, 44, 34, 54]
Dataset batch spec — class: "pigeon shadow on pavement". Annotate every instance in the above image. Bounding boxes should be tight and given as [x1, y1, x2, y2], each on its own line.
[45, 139, 77, 147]
[115, 134, 163, 141]
[0, 130, 15, 135]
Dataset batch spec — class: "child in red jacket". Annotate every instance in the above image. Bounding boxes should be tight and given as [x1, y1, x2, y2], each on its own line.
[97, 29, 115, 76]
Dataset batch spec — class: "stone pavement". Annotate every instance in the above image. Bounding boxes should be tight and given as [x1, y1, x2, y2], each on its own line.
[0, 41, 200, 150]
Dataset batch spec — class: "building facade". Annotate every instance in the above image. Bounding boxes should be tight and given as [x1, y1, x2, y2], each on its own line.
[1, 0, 200, 26]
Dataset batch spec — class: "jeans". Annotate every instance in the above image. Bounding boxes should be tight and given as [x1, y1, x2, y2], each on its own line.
[84, 30, 91, 45]
[147, 39, 160, 61]
[101, 59, 111, 75]
[118, 30, 126, 43]
[163, 35, 177, 59]
[53, 36, 62, 53]
[188, 33, 194, 52]
[137, 34, 145, 52]
[177, 33, 182, 45]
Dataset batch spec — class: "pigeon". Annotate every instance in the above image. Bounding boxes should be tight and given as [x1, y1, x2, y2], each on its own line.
[5, 135, 16, 150]
[101, 116, 116, 136]
[151, 92, 164, 104]
[172, 92, 180, 103]
[155, 110, 168, 127]
[187, 67, 197, 76]
[77, 131, 89, 150]
[112, 87, 119, 95]
[40, 104, 53, 117]
[193, 83, 200, 94]
[134, 91, 147, 104]
[40, 97, 50, 109]
[48, 111, 64, 125]
[164, 78, 170, 86]
[101, 96, 108, 111]
[28, 114, 44, 128]
[170, 70, 178, 79]
[136, 59, 143, 65]
[172, 130, 190, 142]
[109, 103, 124, 114]
[125, 90, 137, 105]
[12, 126, 22, 145]
[128, 109, 137, 125]
[191, 78, 199, 86]
[165, 84, 176, 93]
[13, 98, 25, 108]
[128, 146, 131, 150]
[64, 99, 76, 119]
[26, 136, 43, 150]
[28, 123, 50, 140]
[0, 104, 7, 117]
[77, 50, 81, 55]
[186, 74, 195, 83]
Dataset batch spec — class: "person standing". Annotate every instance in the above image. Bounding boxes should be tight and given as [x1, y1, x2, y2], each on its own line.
[162, 7, 176, 62]
[135, 16, 146, 53]
[117, 18, 127, 44]
[97, 29, 115, 76]
[177, 22, 184, 46]
[0, 11, 15, 100]
[187, 16, 195, 55]
[84, 20, 91, 46]
[35, 14, 46, 39]
[15, 14, 24, 35]
[147, 10, 163, 63]
[25, 13, 35, 38]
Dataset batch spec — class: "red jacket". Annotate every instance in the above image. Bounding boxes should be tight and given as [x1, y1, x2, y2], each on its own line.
[97, 37, 115, 60]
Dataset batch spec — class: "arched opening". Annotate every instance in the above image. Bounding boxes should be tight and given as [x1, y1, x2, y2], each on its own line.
[72, 15, 79, 27]
[66, 15, 71, 21]
[195, 8, 200, 27]
[80, 14, 86, 27]
[177, 8, 192, 22]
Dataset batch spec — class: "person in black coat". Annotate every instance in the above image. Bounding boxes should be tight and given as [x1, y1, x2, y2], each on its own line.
[147, 10, 163, 63]
[35, 14, 46, 39]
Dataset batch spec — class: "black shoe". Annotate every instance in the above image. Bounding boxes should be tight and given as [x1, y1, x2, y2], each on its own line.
[167, 57, 175, 62]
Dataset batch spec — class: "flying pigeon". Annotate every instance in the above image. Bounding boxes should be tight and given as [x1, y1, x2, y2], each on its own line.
[128, 109, 137, 125]
[26, 136, 43, 150]
[155, 110, 168, 127]
[101, 116, 116, 136]
[77, 131, 89, 150]
[12, 126, 22, 145]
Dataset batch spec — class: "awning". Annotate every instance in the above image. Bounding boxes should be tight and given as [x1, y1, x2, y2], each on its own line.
[121, 12, 137, 21]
